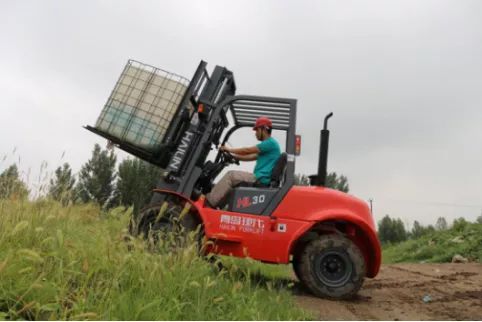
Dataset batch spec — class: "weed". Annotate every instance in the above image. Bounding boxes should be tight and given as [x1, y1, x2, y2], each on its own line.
[0, 199, 311, 320]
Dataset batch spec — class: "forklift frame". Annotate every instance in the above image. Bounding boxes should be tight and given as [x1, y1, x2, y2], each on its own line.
[86, 60, 297, 215]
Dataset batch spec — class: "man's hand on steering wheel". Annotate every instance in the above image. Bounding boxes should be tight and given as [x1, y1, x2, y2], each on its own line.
[219, 145, 230, 153]
[220, 146, 239, 165]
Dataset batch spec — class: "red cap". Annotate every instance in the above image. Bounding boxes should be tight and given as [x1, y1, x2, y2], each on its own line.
[253, 116, 272, 130]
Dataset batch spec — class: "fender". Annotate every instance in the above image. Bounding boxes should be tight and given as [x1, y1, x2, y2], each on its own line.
[288, 209, 381, 277]
[151, 189, 204, 220]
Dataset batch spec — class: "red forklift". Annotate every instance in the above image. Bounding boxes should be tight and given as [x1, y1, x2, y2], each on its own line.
[86, 60, 381, 299]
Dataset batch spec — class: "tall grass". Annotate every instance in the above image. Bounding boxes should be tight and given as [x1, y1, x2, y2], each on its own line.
[0, 199, 311, 320]
[382, 222, 482, 264]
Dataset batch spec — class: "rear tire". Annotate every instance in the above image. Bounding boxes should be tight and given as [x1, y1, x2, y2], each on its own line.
[292, 251, 304, 282]
[297, 234, 365, 299]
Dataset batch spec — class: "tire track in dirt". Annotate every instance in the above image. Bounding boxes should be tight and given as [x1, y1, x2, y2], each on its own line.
[294, 263, 482, 320]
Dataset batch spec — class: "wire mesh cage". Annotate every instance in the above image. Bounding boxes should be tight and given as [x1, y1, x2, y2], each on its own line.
[95, 60, 192, 152]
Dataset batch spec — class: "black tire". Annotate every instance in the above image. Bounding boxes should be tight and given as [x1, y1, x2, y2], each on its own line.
[136, 201, 200, 248]
[292, 251, 304, 283]
[297, 234, 366, 299]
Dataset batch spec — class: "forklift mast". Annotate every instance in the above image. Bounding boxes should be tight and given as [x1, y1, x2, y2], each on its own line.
[150, 61, 237, 204]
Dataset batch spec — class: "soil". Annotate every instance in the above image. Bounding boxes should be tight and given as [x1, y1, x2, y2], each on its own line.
[294, 263, 482, 320]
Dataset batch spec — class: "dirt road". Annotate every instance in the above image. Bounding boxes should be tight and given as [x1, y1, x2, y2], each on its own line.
[295, 263, 482, 320]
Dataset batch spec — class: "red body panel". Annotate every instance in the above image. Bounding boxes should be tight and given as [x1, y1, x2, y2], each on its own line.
[199, 207, 312, 263]
[271, 186, 381, 277]
[153, 186, 382, 278]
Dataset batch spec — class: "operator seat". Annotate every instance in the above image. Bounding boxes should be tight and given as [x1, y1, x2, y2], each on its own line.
[236, 152, 288, 188]
[269, 152, 287, 188]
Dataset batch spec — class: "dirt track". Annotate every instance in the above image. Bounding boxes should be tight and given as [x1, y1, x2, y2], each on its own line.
[295, 263, 482, 320]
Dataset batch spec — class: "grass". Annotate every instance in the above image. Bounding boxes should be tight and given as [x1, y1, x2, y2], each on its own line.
[382, 222, 482, 264]
[0, 199, 311, 320]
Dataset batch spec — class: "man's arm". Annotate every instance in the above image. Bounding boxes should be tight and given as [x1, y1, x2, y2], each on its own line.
[221, 145, 259, 155]
[233, 153, 258, 161]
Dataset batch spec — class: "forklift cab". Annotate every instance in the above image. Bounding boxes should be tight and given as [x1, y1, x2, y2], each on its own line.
[212, 96, 297, 216]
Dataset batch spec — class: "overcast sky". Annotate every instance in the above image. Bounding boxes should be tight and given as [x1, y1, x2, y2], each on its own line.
[1, 0, 481, 226]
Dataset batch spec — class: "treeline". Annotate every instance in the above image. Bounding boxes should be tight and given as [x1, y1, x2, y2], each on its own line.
[1, 146, 353, 213]
[377, 214, 482, 244]
[0, 144, 162, 213]
[294, 172, 349, 192]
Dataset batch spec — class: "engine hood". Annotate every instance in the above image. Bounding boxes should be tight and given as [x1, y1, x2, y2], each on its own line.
[273, 185, 376, 230]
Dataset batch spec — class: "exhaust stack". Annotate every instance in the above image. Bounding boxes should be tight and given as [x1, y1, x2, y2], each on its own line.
[310, 112, 333, 186]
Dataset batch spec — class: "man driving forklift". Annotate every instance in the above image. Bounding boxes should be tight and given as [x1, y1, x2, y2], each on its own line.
[205, 116, 281, 208]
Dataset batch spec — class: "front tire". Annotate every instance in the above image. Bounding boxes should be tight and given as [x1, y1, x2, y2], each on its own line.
[297, 234, 365, 299]
[135, 201, 200, 248]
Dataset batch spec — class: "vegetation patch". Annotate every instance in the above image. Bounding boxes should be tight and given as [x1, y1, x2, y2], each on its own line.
[382, 221, 482, 264]
[0, 199, 311, 320]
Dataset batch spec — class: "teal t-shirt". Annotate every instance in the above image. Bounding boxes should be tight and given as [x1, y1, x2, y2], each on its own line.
[254, 137, 281, 185]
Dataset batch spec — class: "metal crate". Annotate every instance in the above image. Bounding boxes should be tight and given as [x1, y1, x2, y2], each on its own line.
[95, 60, 192, 152]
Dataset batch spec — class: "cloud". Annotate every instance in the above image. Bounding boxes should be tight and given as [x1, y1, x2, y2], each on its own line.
[1, 0, 481, 225]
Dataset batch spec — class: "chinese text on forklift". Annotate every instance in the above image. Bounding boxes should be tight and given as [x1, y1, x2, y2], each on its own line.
[86, 60, 381, 299]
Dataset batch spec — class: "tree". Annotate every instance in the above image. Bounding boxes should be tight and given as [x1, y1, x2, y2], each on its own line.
[378, 215, 407, 244]
[116, 158, 163, 214]
[411, 220, 424, 239]
[294, 173, 310, 186]
[425, 225, 436, 234]
[435, 216, 448, 230]
[49, 163, 76, 205]
[392, 218, 408, 243]
[411, 221, 436, 239]
[477, 214, 482, 224]
[294, 171, 349, 192]
[76, 144, 117, 208]
[452, 217, 468, 232]
[0, 164, 29, 199]
[326, 172, 349, 193]
[378, 215, 393, 244]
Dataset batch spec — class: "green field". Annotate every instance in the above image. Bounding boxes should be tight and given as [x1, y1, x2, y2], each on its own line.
[0, 199, 311, 320]
[382, 221, 482, 264]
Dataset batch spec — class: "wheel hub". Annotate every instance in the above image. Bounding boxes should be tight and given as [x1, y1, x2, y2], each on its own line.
[315, 250, 352, 288]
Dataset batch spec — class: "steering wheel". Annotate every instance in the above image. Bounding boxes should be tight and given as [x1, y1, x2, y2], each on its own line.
[221, 150, 240, 165]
